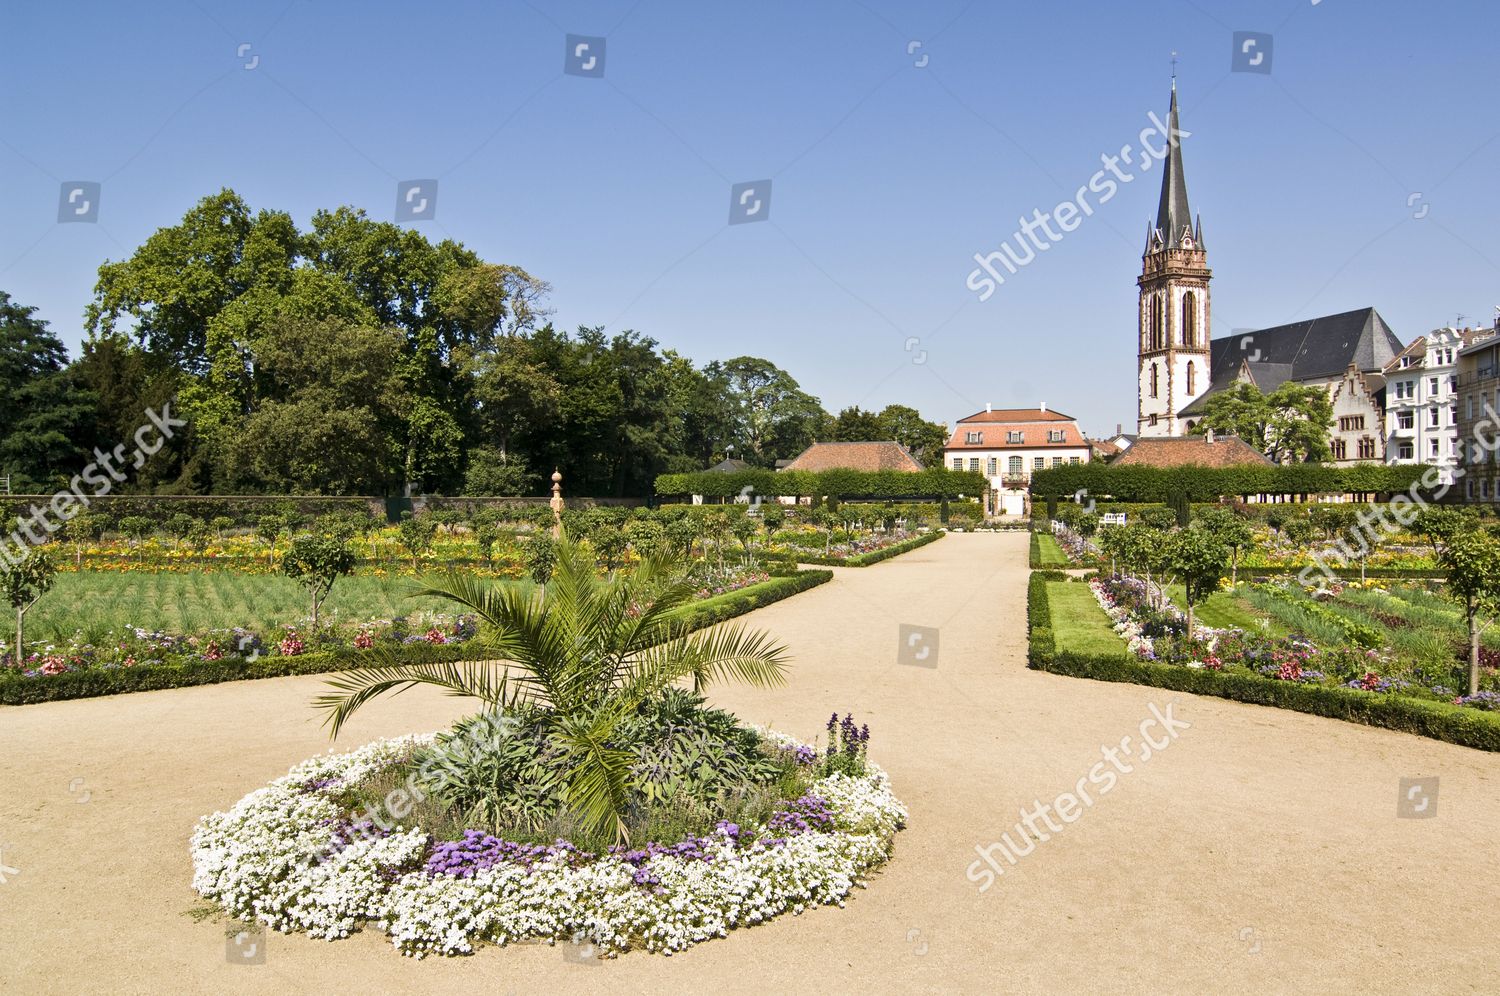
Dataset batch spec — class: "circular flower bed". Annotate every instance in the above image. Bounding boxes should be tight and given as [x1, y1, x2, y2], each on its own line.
[191, 728, 906, 958]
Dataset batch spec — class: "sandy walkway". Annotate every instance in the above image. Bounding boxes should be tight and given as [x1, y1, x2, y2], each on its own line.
[2, 533, 1497, 994]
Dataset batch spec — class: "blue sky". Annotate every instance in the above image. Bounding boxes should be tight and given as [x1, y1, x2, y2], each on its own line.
[2, 0, 1497, 438]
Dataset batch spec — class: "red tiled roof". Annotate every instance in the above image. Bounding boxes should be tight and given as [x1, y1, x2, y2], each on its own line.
[779, 441, 924, 472]
[1111, 436, 1273, 468]
[942, 421, 1088, 450]
[956, 407, 1073, 423]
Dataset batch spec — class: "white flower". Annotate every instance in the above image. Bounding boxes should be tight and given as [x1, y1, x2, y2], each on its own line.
[191, 730, 905, 957]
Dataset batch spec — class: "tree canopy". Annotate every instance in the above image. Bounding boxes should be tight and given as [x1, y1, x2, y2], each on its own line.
[5, 189, 954, 499]
[1191, 381, 1335, 463]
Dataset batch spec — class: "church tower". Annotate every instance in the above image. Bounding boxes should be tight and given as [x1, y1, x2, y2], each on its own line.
[1137, 80, 1211, 438]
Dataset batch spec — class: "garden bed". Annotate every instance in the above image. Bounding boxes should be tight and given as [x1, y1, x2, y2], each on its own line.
[1025, 571, 1500, 751]
[1, 571, 833, 705]
[191, 725, 906, 957]
[772, 530, 944, 567]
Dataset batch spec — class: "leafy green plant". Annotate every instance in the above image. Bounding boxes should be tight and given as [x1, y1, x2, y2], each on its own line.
[314, 533, 791, 841]
[1440, 529, 1500, 696]
[523, 532, 556, 584]
[397, 513, 438, 569]
[281, 534, 357, 626]
[119, 515, 155, 563]
[3, 550, 55, 666]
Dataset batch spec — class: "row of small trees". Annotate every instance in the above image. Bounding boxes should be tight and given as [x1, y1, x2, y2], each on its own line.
[1065, 500, 1500, 697]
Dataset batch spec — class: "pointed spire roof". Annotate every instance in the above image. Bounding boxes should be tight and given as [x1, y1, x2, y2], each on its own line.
[1153, 85, 1194, 249]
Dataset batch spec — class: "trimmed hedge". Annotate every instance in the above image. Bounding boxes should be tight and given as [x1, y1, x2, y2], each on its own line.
[762, 530, 944, 567]
[1026, 568, 1500, 751]
[0, 570, 833, 706]
[666, 569, 832, 626]
[1029, 463, 1432, 501]
[654, 467, 988, 501]
[0, 642, 476, 706]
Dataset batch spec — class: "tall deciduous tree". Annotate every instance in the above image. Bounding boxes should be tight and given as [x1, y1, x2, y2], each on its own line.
[708, 357, 827, 466]
[1193, 381, 1334, 463]
[0, 292, 95, 489]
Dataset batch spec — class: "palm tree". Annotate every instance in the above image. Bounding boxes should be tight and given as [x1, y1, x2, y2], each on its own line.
[313, 532, 790, 842]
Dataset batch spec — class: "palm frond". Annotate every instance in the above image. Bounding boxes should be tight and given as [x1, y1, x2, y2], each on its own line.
[313, 651, 520, 738]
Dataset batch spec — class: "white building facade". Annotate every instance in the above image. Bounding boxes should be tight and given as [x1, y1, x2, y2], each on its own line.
[1384, 328, 1466, 485]
[942, 407, 1091, 517]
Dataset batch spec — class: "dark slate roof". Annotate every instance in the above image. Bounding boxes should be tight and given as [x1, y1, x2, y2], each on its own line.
[1151, 86, 1198, 250]
[1179, 307, 1404, 416]
[707, 458, 751, 473]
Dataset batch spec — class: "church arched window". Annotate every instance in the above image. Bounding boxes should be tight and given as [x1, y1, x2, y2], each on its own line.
[1149, 296, 1164, 351]
[1186, 361, 1196, 395]
[1150, 363, 1159, 398]
[1182, 291, 1197, 346]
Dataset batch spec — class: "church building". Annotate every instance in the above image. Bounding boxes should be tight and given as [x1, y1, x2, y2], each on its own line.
[1133, 81, 1404, 466]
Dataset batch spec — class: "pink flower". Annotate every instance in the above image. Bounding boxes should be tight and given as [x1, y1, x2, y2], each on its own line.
[424, 628, 447, 645]
[354, 630, 374, 650]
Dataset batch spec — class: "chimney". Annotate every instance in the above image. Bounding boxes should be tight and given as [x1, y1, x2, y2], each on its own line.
[1040, 401, 1047, 412]
[985, 403, 991, 413]
[1115, 422, 1122, 436]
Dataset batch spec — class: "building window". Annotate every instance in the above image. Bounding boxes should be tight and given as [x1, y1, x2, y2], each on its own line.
[1149, 363, 1159, 398]
[1400, 356, 1412, 368]
[952, 457, 962, 470]
[1396, 411, 1414, 429]
[1149, 414, 1158, 427]
[1047, 429, 1064, 443]
[964, 430, 983, 444]
[1331, 439, 1347, 460]
[986, 457, 997, 476]
[1338, 416, 1365, 432]
[1429, 377, 1440, 396]
[1033, 457, 1045, 470]
[1429, 408, 1440, 427]
[1358, 437, 1376, 460]
[1006, 430, 1023, 444]
[1051, 457, 1063, 467]
[1186, 361, 1196, 395]
[1069, 456, 1081, 465]
[1182, 291, 1197, 346]
[1430, 439, 1440, 457]
[1149, 296, 1164, 351]
[1468, 480, 1475, 499]
[968, 458, 980, 472]
[1397, 442, 1414, 460]
[1484, 480, 1492, 500]
[1008, 456, 1022, 476]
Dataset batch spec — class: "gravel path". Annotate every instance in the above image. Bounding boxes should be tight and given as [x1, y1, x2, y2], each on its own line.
[2, 532, 1496, 994]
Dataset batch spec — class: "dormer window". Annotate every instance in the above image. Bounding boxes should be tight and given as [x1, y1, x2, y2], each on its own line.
[964, 431, 983, 445]
[1006, 431, 1023, 444]
[1047, 430, 1065, 443]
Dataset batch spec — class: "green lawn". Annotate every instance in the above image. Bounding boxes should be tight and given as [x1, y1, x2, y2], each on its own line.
[29, 571, 462, 642]
[1045, 582, 1130, 657]
[1165, 584, 1288, 635]
[1034, 533, 1070, 567]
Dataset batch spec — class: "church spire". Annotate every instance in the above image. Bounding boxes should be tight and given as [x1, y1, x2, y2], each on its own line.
[1152, 84, 1194, 249]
